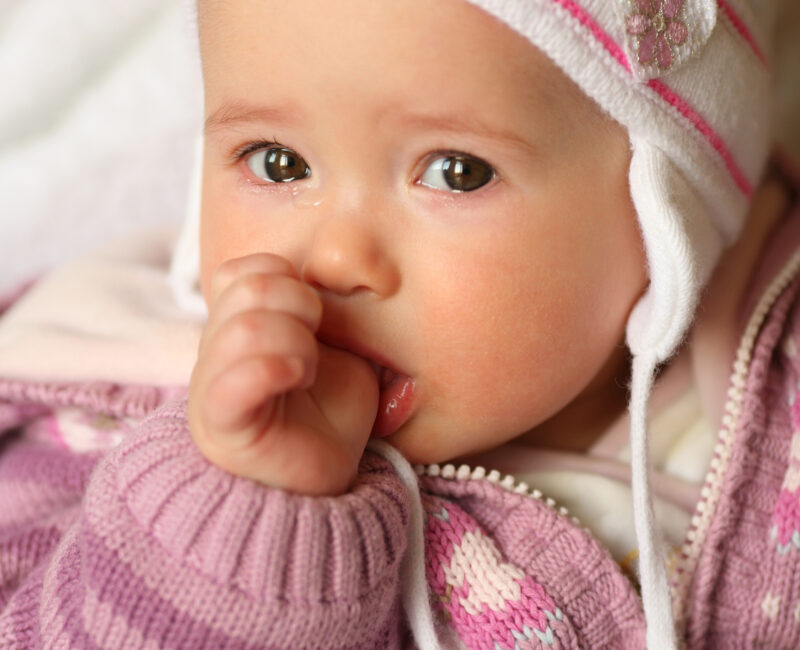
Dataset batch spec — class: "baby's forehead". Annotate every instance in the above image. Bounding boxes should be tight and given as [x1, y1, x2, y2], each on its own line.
[197, 0, 605, 132]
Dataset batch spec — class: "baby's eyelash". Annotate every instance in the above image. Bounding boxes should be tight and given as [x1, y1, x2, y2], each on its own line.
[230, 138, 286, 163]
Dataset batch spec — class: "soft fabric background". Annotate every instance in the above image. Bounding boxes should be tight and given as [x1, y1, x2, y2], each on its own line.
[0, 0, 202, 295]
[0, 0, 797, 296]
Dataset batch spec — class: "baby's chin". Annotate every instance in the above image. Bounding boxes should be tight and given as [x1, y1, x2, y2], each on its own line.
[378, 417, 498, 467]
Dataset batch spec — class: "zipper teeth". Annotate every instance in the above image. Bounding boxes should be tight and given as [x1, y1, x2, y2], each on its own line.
[414, 463, 582, 526]
[670, 247, 800, 627]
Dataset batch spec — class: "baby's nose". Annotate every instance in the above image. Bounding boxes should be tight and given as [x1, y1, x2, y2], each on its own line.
[300, 217, 400, 297]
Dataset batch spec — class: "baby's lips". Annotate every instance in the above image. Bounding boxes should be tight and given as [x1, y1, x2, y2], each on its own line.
[371, 374, 416, 438]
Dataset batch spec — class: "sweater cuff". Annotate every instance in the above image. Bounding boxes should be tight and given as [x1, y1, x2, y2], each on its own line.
[113, 400, 410, 603]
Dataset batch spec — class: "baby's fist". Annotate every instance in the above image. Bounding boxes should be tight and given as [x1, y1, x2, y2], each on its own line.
[188, 254, 378, 495]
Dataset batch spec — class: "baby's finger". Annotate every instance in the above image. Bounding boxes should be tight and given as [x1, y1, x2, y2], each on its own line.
[201, 273, 321, 354]
[310, 345, 379, 452]
[209, 253, 298, 307]
[201, 309, 319, 387]
[201, 355, 303, 437]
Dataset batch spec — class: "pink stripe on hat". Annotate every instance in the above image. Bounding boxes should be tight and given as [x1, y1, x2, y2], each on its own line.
[717, 0, 768, 65]
[555, 0, 751, 196]
[648, 78, 753, 196]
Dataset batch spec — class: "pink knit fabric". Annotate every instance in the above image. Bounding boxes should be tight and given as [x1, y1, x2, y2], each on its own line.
[0, 390, 646, 649]
[422, 494, 576, 648]
[680, 195, 800, 646]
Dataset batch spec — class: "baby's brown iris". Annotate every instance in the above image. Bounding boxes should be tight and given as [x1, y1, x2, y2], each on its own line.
[263, 147, 310, 182]
[441, 155, 493, 192]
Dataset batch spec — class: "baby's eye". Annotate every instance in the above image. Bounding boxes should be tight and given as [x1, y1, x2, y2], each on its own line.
[245, 146, 311, 183]
[418, 154, 494, 193]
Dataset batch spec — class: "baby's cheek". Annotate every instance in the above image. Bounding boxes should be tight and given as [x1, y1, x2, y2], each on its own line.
[427, 269, 610, 434]
[422, 295, 555, 419]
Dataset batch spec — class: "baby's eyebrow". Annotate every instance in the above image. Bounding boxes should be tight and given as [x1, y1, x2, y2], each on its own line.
[204, 100, 539, 157]
[384, 109, 539, 157]
[204, 101, 304, 134]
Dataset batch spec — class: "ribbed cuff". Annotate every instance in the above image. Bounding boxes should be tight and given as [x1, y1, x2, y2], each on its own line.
[117, 400, 410, 603]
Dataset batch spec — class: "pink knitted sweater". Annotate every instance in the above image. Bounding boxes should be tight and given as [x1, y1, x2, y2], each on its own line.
[2, 180, 800, 648]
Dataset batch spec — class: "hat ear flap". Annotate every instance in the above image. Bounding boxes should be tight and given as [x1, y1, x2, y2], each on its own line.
[625, 136, 723, 360]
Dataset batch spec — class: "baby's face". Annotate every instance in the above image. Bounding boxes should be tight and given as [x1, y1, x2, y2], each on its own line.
[198, 0, 647, 463]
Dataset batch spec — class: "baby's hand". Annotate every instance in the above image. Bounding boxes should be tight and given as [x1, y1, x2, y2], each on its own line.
[188, 254, 379, 495]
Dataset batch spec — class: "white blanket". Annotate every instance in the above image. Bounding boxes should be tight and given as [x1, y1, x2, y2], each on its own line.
[0, 0, 203, 295]
[0, 226, 201, 386]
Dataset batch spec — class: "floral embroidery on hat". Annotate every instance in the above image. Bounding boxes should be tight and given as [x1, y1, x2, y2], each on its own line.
[626, 0, 688, 70]
[617, 0, 717, 81]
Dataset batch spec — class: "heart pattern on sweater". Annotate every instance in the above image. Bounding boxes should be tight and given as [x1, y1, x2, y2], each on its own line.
[422, 494, 571, 649]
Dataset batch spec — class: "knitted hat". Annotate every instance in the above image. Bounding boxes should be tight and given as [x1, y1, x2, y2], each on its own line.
[171, 1, 778, 646]
[451, 1, 776, 646]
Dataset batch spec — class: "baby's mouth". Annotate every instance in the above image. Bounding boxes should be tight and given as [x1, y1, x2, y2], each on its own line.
[318, 331, 417, 438]
[371, 365, 416, 438]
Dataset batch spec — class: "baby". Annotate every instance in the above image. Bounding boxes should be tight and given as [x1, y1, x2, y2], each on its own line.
[0, 0, 797, 648]
[188, 0, 646, 494]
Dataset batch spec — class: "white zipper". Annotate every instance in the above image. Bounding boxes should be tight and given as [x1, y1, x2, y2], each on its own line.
[670, 246, 800, 631]
[414, 463, 585, 526]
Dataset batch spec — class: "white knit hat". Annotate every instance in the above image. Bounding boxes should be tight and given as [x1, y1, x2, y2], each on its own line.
[171, 1, 778, 646]
[455, 0, 777, 646]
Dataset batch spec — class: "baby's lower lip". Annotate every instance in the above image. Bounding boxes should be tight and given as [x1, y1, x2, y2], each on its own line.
[371, 371, 416, 438]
